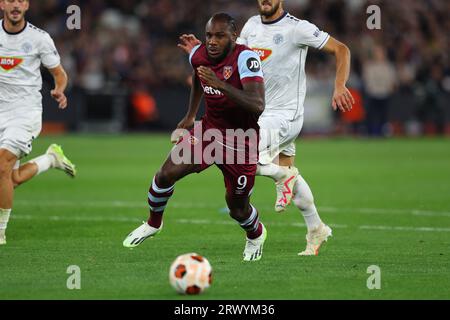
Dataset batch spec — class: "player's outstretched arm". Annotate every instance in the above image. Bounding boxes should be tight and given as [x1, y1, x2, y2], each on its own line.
[48, 65, 69, 109]
[171, 73, 204, 143]
[178, 34, 202, 55]
[197, 66, 265, 115]
[322, 37, 355, 113]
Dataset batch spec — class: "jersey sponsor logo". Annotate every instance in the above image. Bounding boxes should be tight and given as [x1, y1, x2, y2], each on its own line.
[246, 57, 261, 72]
[202, 85, 224, 96]
[251, 48, 272, 62]
[0, 57, 24, 71]
[223, 66, 233, 80]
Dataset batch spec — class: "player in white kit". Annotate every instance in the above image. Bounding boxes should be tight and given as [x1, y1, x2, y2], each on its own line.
[179, 0, 355, 255]
[0, 0, 76, 245]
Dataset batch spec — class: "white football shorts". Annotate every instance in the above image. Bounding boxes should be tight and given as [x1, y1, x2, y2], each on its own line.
[0, 104, 42, 165]
[258, 113, 304, 165]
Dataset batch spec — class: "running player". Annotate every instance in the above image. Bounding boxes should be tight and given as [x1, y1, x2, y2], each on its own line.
[123, 13, 268, 262]
[0, 0, 76, 245]
[177, 0, 354, 255]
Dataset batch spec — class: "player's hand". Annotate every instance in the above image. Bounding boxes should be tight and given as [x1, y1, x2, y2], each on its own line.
[332, 86, 355, 113]
[51, 90, 68, 109]
[170, 116, 195, 144]
[177, 34, 202, 54]
[197, 66, 223, 90]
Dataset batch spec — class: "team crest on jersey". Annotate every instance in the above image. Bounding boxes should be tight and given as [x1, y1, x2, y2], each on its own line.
[273, 34, 284, 45]
[314, 29, 320, 38]
[251, 48, 272, 62]
[0, 57, 24, 71]
[22, 42, 33, 53]
[223, 66, 233, 80]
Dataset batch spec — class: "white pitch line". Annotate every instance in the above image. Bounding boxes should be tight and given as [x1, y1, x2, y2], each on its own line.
[319, 206, 450, 217]
[9, 215, 347, 229]
[13, 200, 450, 217]
[175, 219, 348, 229]
[9, 214, 450, 233]
[359, 225, 450, 232]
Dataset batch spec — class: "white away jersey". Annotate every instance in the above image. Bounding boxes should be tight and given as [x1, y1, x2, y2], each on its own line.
[238, 12, 330, 119]
[0, 20, 60, 109]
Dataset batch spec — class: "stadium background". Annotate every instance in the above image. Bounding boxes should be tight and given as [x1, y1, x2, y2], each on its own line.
[26, 0, 450, 137]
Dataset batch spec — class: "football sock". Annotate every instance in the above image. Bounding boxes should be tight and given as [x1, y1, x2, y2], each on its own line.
[256, 163, 287, 181]
[147, 177, 174, 228]
[0, 208, 12, 237]
[29, 154, 55, 175]
[292, 176, 322, 231]
[239, 205, 263, 239]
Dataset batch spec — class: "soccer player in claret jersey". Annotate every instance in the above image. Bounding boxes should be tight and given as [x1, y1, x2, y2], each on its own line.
[178, 0, 354, 255]
[0, 0, 76, 245]
[123, 13, 268, 261]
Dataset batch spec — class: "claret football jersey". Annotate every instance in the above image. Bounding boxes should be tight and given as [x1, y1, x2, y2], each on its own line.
[189, 43, 264, 133]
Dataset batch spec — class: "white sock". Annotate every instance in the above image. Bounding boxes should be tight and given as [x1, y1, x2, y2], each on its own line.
[292, 176, 323, 232]
[0, 208, 12, 236]
[256, 163, 287, 181]
[29, 155, 55, 175]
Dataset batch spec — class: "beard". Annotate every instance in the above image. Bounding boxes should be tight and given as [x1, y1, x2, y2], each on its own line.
[259, 1, 281, 18]
[7, 11, 24, 25]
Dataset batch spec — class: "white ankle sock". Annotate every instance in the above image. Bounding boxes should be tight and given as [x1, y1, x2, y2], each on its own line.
[29, 155, 55, 175]
[292, 177, 323, 231]
[256, 163, 287, 181]
[0, 208, 12, 232]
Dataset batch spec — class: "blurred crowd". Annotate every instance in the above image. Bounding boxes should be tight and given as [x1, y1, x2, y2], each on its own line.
[24, 0, 450, 135]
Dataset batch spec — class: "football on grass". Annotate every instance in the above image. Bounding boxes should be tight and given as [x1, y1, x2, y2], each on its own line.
[169, 253, 212, 295]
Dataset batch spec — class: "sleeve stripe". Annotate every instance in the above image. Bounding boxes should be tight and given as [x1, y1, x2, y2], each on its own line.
[189, 44, 202, 67]
[44, 62, 61, 69]
[241, 76, 264, 84]
[318, 34, 330, 50]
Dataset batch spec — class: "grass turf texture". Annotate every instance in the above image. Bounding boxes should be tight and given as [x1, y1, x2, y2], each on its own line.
[0, 135, 449, 300]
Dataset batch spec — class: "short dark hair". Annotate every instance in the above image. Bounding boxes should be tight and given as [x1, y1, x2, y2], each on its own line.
[210, 12, 237, 33]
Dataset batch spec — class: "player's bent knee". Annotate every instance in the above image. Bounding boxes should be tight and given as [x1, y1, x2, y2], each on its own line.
[229, 208, 249, 222]
[0, 166, 13, 180]
[11, 171, 23, 188]
[0, 160, 15, 179]
[155, 167, 180, 187]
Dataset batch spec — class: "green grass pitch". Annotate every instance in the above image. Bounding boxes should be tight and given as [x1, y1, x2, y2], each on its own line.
[0, 135, 449, 300]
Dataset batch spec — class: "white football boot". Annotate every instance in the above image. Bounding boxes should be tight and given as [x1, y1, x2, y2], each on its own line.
[298, 223, 332, 256]
[123, 222, 162, 248]
[46, 144, 77, 178]
[243, 224, 267, 262]
[275, 167, 299, 212]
